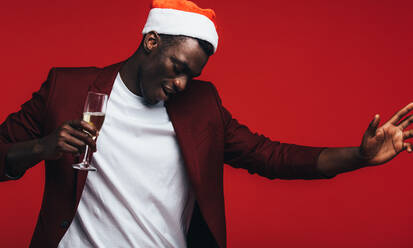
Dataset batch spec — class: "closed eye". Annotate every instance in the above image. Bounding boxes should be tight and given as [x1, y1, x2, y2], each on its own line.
[173, 64, 181, 75]
[171, 56, 195, 77]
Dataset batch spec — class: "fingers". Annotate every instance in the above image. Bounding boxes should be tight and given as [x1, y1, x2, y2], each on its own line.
[80, 120, 99, 137]
[57, 140, 80, 154]
[403, 142, 412, 153]
[58, 121, 97, 154]
[62, 128, 97, 153]
[367, 114, 380, 136]
[403, 129, 413, 140]
[388, 102, 413, 125]
[60, 129, 85, 149]
[398, 115, 413, 130]
[65, 125, 96, 149]
[68, 120, 98, 136]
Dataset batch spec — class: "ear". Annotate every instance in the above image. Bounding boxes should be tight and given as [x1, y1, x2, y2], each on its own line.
[143, 31, 161, 53]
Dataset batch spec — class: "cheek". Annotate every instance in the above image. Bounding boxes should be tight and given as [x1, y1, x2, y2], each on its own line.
[144, 64, 169, 83]
[153, 56, 173, 78]
[140, 75, 162, 102]
[140, 64, 160, 88]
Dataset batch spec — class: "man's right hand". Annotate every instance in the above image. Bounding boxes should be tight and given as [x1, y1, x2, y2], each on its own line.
[39, 120, 98, 160]
[5, 120, 98, 178]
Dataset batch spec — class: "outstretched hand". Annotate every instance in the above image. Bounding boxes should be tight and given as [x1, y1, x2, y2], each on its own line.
[360, 102, 413, 166]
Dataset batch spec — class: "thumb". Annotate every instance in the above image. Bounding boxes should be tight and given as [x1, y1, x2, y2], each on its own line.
[403, 142, 412, 153]
[367, 114, 380, 136]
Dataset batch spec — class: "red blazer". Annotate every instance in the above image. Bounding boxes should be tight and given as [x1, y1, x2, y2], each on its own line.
[0, 62, 325, 248]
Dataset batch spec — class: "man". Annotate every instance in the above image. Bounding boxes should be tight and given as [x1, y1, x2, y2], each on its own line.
[1, 0, 412, 247]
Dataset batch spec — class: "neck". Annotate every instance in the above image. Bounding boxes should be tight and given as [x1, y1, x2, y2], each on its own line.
[119, 51, 143, 96]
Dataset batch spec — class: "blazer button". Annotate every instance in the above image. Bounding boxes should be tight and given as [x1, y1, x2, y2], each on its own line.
[60, 220, 70, 228]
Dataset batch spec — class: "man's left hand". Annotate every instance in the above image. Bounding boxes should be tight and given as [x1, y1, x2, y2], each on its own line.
[360, 102, 413, 166]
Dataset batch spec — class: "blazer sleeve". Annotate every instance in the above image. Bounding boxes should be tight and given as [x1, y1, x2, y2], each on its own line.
[0, 68, 55, 181]
[210, 85, 329, 180]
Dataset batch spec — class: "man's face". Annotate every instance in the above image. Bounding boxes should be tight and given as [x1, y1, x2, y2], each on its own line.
[138, 35, 209, 105]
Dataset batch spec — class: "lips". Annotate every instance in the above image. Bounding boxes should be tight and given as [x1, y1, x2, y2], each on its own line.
[161, 87, 169, 101]
[163, 85, 176, 95]
[161, 85, 176, 101]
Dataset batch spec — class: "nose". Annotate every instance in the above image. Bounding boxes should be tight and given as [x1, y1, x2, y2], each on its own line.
[173, 76, 188, 92]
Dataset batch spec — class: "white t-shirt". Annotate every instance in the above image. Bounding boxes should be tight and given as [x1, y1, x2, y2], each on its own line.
[58, 73, 194, 247]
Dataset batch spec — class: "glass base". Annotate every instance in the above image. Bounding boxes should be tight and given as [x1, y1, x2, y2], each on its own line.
[72, 162, 97, 171]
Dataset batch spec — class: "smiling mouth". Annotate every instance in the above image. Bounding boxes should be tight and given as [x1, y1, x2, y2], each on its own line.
[162, 86, 171, 101]
[162, 85, 176, 100]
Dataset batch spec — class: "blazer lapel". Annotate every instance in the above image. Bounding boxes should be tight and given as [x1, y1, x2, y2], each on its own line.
[165, 96, 201, 193]
[75, 61, 124, 205]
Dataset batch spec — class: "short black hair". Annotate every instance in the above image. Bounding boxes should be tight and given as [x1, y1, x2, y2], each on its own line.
[158, 34, 214, 57]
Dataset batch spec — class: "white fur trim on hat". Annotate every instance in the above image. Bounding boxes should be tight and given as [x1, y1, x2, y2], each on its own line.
[142, 8, 218, 53]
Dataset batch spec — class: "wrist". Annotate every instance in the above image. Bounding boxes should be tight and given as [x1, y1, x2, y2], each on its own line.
[355, 146, 369, 167]
[34, 138, 47, 160]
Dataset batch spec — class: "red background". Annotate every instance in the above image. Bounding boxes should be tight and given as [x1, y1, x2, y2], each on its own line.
[1, 0, 412, 247]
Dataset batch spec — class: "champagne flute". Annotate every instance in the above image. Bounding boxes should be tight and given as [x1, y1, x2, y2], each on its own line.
[72, 92, 108, 171]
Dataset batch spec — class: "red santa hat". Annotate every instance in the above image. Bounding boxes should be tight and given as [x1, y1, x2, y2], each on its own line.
[142, 0, 218, 53]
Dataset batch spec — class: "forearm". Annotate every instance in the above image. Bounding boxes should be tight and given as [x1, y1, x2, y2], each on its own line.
[5, 139, 46, 178]
[317, 147, 366, 178]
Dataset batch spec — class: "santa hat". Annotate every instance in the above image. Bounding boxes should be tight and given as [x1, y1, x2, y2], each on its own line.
[142, 0, 218, 53]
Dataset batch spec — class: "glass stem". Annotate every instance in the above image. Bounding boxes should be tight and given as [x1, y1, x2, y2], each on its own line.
[82, 145, 92, 164]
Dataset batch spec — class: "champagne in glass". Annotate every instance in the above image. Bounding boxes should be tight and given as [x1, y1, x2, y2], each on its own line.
[73, 92, 108, 171]
[83, 112, 105, 133]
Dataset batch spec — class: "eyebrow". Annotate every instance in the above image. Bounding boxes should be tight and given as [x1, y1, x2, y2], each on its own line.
[171, 56, 201, 78]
